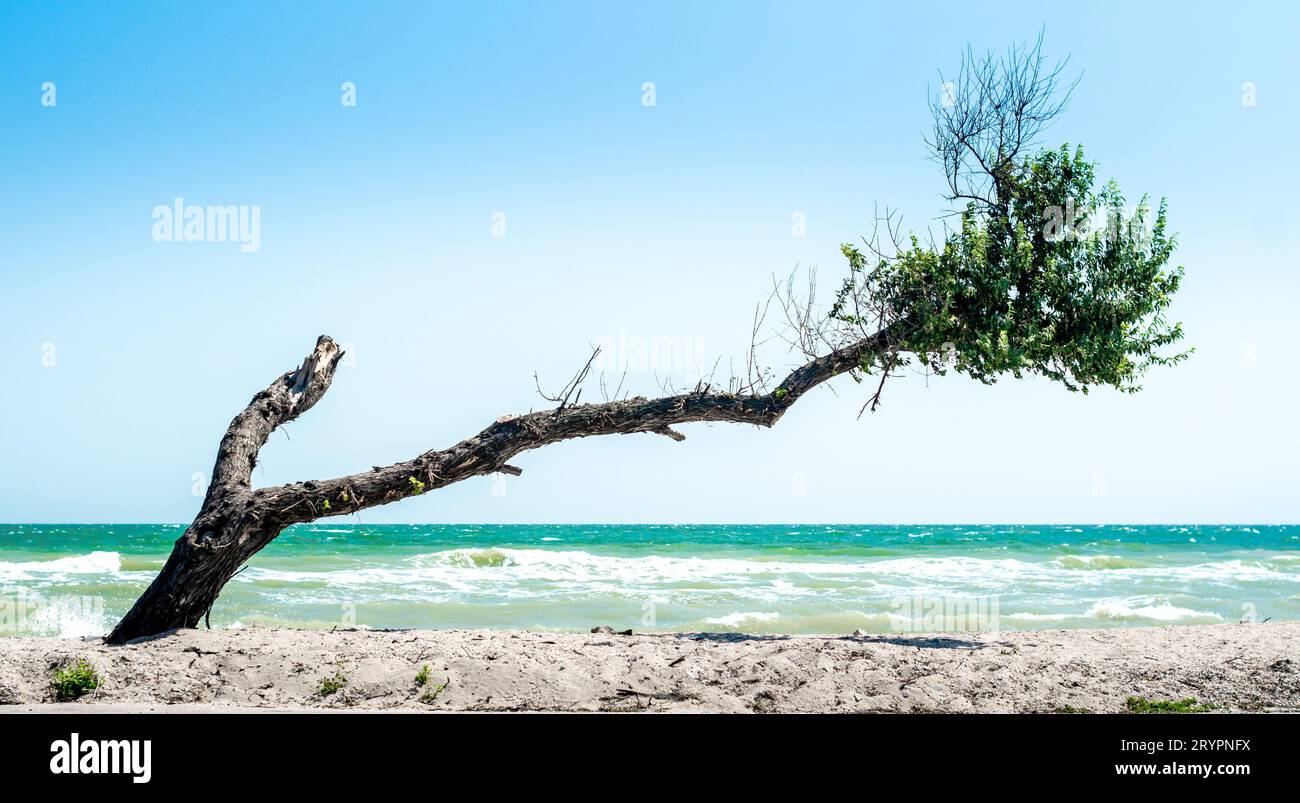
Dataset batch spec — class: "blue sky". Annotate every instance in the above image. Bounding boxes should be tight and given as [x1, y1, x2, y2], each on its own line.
[1, 1, 1298, 524]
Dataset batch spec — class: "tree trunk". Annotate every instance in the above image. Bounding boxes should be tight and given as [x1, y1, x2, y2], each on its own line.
[108, 528, 243, 641]
[106, 326, 901, 644]
[105, 336, 346, 644]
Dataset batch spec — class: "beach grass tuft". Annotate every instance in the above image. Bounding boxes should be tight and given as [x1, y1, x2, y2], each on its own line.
[415, 663, 430, 687]
[318, 667, 349, 697]
[419, 678, 447, 704]
[51, 658, 100, 701]
[1125, 696, 1215, 713]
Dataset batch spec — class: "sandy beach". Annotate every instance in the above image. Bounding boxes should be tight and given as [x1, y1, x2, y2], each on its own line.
[0, 622, 1296, 713]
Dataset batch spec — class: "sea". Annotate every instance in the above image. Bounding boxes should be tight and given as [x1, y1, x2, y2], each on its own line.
[1, 523, 1297, 638]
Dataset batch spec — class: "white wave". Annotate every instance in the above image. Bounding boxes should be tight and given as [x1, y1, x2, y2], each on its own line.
[1085, 600, 1222, 622]
[20, 595, 113, 638]
[0, 551, 122, 580]
[1048, 554, 1149, 570]
[859, 556, 1051, 584]
[242, 547, 887, 596]
[999, 611, 1075, 622]
[704, 611, 781, 628]
[240, 547, 1296, 596]
[409, 547, 887, 580]
[1153, 559, 1293, 581]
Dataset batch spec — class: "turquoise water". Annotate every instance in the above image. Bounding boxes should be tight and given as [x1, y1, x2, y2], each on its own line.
[1, 524, 1298, 637]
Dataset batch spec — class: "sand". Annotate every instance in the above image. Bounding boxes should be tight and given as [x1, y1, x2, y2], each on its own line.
[0, 623, 1296, 713]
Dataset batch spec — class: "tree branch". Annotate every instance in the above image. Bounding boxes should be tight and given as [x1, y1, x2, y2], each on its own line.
[205, 336, 344, 504]
[247, 324, 905, 527]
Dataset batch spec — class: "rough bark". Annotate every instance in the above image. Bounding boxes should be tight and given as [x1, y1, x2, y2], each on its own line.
[106, 337, 344, 643]
[106, 327, 901, 644]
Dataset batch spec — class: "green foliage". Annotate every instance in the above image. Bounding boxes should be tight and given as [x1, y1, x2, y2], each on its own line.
[1052, 705, 1090, 714]
[408, 476, 426, 495]
[415, 663, 430, 687]
[1125, 696, 1214, 713]
[321, 499, 331, 511]
[834, 144, 1187, 394]
[318, 668, 348, 697]
[51, 658, 100, 701]
[419, 678, 448, 704]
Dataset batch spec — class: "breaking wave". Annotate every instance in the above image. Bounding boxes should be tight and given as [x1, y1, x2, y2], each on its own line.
[0, 551, 122, 580]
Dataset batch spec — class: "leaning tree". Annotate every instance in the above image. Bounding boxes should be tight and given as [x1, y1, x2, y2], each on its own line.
[106, 37, 1187, 644]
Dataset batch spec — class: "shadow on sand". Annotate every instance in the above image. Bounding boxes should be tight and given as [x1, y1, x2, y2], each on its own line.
[674, 632, 993, 650]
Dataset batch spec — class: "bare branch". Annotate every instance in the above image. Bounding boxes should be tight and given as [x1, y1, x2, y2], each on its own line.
[207, 336, 344, 500]
[534, 346, 601, 412]
[926, 30, 1078, 212]
[253, 323, 907, 527]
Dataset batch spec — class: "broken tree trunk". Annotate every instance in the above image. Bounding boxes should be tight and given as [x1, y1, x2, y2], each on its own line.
[105, 327, 901, 644]
[105, 336, 345, 643]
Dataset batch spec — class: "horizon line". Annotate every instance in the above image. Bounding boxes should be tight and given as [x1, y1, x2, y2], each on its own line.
[2, 522, 1295, 528]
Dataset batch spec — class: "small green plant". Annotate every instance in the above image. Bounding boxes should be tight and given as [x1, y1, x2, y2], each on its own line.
[1125, 696, 1214, 714]
[322, 498, 331, 511]
[419, 678, 447, 704]
[415, 663, 430, 687]
[1053, 705, 1090, 714]
[774, 388, 788, 399]
[51, 658, 100, 701]
[408, 476, 426, 495]
[318, 668, 349, 697]
[340, 490, 349, 503]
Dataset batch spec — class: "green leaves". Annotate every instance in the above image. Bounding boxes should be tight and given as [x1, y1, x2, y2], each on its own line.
[51, 658, 100, 701]
[834, 144, 1188, 394]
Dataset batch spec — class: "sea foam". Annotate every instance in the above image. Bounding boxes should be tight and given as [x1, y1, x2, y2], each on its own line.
[0, 550, 122, 580]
